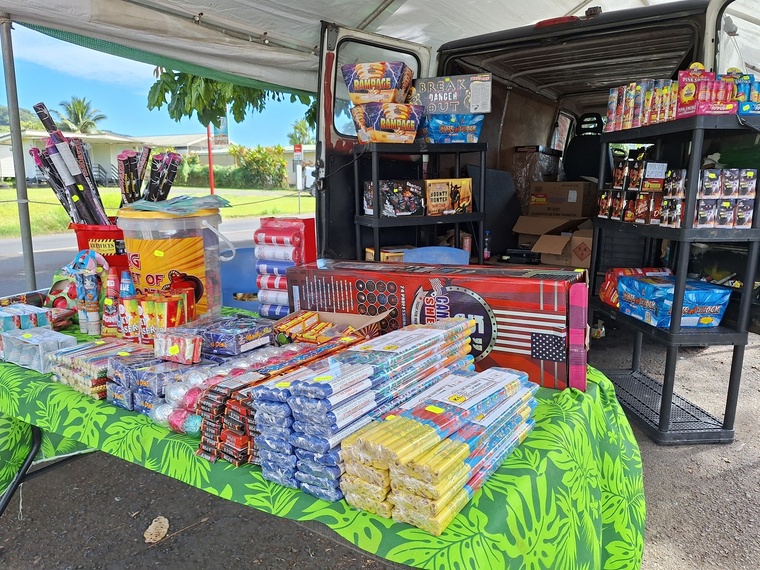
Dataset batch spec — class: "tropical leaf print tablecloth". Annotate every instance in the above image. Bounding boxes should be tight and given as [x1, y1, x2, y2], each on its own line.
[0, 363, 644, 569]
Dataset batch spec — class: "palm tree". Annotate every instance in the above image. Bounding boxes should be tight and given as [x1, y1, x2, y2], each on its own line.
[53, 97, 107, 133]
[287, 119, 315, 145]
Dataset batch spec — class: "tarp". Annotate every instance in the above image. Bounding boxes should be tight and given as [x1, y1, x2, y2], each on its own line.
[0, 0, 705, 94]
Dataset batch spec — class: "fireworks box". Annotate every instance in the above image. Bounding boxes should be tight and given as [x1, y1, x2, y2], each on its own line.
[424, 178, 473, 215]
[363, 180, 425, 216]
[341, 62, 414, 105]
[410, 73, 492, 114]
[350, 103, 424, 144]
[287, 260, 589, 390]
[618, 275, 731, 328]
[364, 245, 416, 262]
[418, 114, 484, 144]
[528, 181, 596, 218]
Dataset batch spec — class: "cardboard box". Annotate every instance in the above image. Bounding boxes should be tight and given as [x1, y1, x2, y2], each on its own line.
[424, 178, 473, 215]
[528, 181, 596, 218]
[350, 103, 424, 144]
[676, 64, 716, 119]
[641, 162, 668, 191]
[341, 61, 414, 105]
[736, 198, 755, 227]
[364, 245, 416, 262]
[512, 216, 593, 269]
[287, 260, 588, 390]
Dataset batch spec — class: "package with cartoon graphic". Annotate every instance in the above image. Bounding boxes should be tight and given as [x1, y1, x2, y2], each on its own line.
[341, 62, 414, 105]
[617, 275, 731, 328]
[350, 103, 425, 144]
[117, 208, 225, 316]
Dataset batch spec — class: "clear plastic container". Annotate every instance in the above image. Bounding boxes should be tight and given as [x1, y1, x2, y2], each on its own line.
[117, 209, 233, 316]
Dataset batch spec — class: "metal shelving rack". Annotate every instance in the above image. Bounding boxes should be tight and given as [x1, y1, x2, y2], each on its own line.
[589, 115, 760, 444]
[353, 142, 487, 263]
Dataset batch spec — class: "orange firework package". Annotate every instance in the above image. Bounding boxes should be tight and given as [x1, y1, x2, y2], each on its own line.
[598, 267, 673, 309]
[350, 103, 425, 144]
[287, 260, 589, 390]
[341, 61, 414, 105]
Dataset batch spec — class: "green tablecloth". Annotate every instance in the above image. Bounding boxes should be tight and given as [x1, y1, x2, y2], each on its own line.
[0, 363, 644, 569]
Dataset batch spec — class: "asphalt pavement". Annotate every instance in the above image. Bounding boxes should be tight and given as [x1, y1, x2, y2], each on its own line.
[0, 217, 272, 298]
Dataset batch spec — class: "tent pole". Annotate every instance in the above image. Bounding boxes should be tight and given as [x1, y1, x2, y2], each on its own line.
[0, 13, 36, 291]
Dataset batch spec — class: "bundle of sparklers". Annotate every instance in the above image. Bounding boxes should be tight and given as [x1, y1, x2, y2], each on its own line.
[29, 102, 182, 226]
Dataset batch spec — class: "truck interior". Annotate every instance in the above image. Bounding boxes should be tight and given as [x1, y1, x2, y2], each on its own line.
[319, 0, 760, 308]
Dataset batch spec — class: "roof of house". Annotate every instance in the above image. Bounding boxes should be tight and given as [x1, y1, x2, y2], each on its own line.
[137, 133, 209, 149]
[0, 129, 143, 145]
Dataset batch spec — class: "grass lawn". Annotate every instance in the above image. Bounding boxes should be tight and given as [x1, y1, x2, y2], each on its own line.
[0, 185, 315, 238]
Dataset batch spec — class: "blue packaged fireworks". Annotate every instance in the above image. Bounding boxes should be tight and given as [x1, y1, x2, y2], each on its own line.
[618, 275, 731, 328]
[419, 113, 484, 144]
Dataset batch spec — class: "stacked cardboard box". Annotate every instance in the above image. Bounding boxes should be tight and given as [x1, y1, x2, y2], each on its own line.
[511, 181, 595, 269]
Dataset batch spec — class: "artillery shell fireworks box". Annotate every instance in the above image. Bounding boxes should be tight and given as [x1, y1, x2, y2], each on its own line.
[350, 103, 424, 144]
[618, 275, 731, 328]
[287, 260, 589, 390]
[341, 62, 414, 105]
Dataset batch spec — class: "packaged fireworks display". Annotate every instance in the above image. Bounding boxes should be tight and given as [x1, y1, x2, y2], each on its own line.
[341, 62, 414, 105]
[248, 217, 317, 319]
[617, 275, 732, 328]
[287, 260, 589, 390]
[1, 327, 77, 373]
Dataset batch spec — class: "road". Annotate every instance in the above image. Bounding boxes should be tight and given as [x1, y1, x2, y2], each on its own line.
[0, 217, 287, 297]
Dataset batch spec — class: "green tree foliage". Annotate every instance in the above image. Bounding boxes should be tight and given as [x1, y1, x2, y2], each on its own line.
[147, 70, 315, 129]
[52, 97, 106, 133]
[227, 144, 288, 189]
[287, 118, 315, 145]
[0, 105, 44, 132]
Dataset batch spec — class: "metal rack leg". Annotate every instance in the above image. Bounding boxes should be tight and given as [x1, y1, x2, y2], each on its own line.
[658, 346, 679, 431]
[0, 424, 41, 517]
[724, 344, 745, 430]
[632, 331, 643, 373]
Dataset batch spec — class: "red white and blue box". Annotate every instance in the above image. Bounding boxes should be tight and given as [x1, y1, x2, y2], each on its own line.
[286, 260, 588, 390]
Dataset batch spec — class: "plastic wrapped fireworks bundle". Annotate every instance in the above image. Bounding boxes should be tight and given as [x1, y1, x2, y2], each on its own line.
[285, 318, 477, 502]
[48, 339, 150, 399]
[194, 370, 265, 464]
[388, 380, 538, 490]
[254, 396, 300, 489]
[390, 418, 535, 535]
[339, 366, 531, 522]
[339, 367, 477, 517]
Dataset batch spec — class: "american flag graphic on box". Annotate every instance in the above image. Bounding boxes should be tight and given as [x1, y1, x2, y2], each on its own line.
[287, 261, 588, 390]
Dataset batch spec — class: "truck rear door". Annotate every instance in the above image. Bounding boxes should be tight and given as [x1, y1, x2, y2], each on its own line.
[315, 23, 430, 259]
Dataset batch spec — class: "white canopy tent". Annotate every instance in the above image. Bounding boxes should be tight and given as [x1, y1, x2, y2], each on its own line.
[0, 0, 698, 95]
[0, 0, 757, 290]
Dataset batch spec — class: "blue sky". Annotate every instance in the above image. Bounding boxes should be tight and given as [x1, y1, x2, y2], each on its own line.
[0, 26, 310, 147]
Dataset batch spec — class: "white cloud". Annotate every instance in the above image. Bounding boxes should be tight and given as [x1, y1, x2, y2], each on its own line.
[10, 26, 156, 91]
